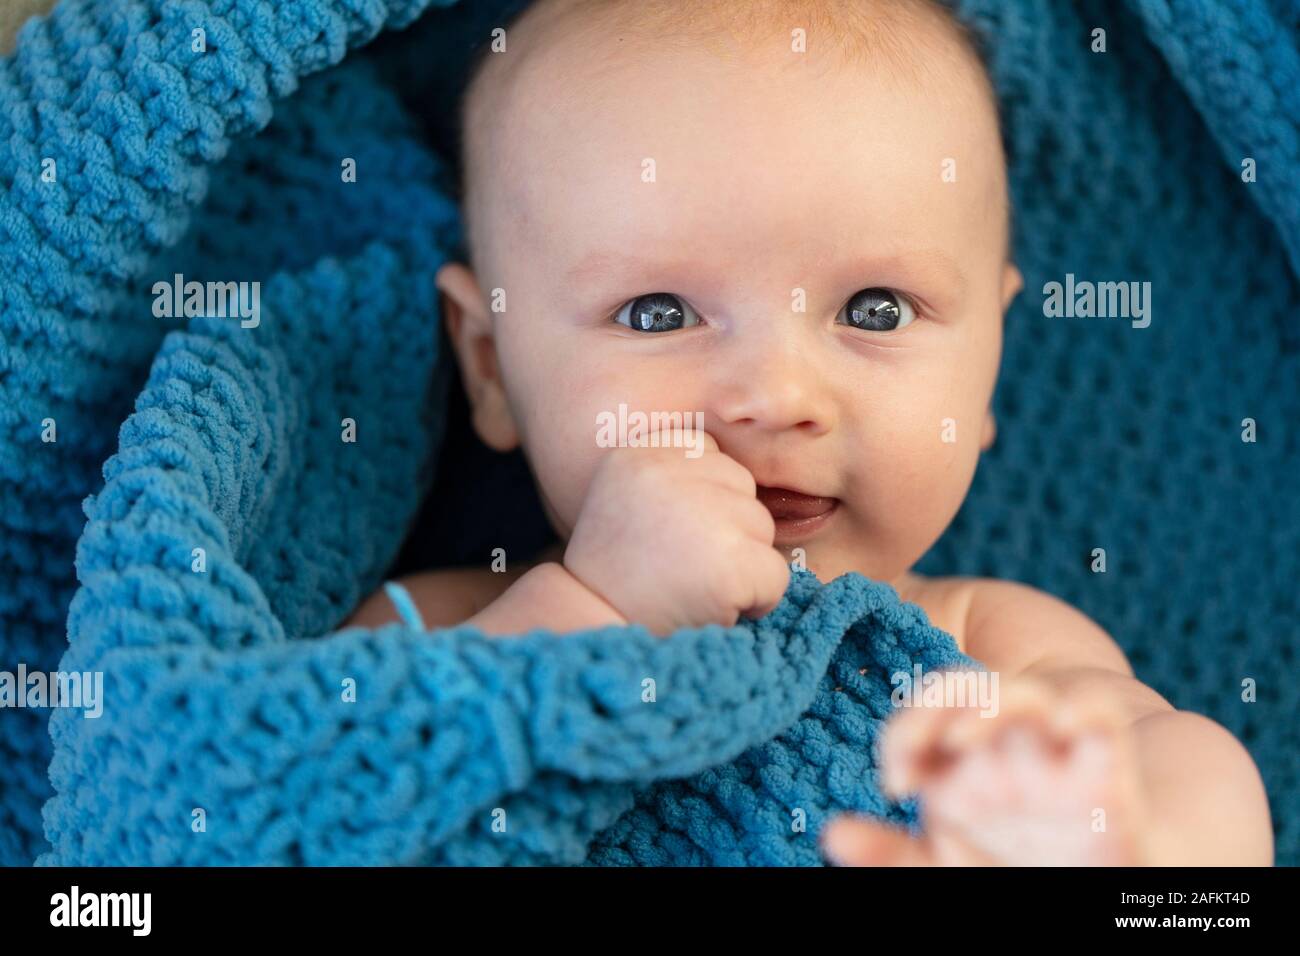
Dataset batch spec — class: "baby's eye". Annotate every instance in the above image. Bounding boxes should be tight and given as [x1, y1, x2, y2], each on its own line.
[837, 288, 917, 332]
[613, 293, 701, 333]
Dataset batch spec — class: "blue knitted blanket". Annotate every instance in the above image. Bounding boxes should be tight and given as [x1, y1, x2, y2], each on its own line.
[1, 0, 1298, 866]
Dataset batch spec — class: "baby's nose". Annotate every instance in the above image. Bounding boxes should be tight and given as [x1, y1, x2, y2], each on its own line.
[707, 335, 833, 435]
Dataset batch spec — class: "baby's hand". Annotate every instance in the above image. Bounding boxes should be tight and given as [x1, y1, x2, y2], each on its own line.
[563, 430, 791, 636]
[821, 675, 1155, 865]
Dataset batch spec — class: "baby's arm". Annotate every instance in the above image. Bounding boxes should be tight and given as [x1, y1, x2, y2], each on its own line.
[825, 580, 1274, 866]
[967, 581, 1273, 864]
[343, 562, 628, 635]
[346, 429, 788, 638]
[463, 562, 629, 635]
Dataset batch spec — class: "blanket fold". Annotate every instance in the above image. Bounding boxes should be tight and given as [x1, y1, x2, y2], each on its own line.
[3, 0, 1299, 866]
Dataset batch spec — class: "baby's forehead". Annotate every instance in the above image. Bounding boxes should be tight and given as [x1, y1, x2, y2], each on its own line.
[461, 0, 1009, 273]
[466, 0, 1001, 134]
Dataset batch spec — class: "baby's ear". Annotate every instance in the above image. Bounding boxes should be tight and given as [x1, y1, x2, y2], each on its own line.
[980, 409, 997, 452]
[435, 262, 520, 452]
[1001, 261, 1024, 311]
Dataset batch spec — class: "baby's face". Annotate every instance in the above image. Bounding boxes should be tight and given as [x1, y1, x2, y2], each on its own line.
[446, 9, 1021, 587]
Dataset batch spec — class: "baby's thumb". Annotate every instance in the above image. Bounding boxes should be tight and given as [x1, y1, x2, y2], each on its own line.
[821, 816, 934, 867]
[664, 426, 717, 459]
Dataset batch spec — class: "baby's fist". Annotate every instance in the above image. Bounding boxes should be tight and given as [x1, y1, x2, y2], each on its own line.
[563, 430, 790, 636]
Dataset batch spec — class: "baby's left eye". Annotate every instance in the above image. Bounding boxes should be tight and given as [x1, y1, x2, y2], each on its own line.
[613, 292, 702, 333]
[837, 288, 917, 332]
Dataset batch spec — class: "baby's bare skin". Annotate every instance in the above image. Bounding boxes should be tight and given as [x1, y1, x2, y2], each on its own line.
[349, 485, 1273, 867]
[346, 0, 1273, 865]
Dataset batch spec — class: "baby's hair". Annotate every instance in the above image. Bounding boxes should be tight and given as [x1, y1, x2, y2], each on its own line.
[455, 0, 1013, 274]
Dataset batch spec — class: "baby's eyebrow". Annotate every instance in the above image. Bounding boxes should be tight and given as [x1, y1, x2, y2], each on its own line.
[835, 248, 969, 295]
[563, 251, 703, 287]
[564, 247, 967, 296]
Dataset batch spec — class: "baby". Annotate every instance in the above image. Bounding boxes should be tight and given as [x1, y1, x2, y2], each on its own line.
[347, 0, 1273, 865]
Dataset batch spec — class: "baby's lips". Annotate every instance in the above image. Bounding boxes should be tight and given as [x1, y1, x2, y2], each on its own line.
[755, 485, 838, 520]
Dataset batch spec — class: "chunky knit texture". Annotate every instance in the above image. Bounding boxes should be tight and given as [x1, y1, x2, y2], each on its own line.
[1, 0, 1298, 865]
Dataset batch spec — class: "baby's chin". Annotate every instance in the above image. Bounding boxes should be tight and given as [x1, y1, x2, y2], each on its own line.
[781, 530, 919, 589]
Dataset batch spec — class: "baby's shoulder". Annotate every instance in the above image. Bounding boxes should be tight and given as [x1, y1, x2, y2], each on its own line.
[907, 573, 1131, 675]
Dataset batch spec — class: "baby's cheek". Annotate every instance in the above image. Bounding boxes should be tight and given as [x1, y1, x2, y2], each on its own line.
[847, 410, 981, 564]
[523, 426, 601, 536]
[518, 395, 618, 536]
[496, 340, 599, 531]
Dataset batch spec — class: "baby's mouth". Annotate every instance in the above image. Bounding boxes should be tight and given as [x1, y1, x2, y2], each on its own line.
[755, 486, 839, 542]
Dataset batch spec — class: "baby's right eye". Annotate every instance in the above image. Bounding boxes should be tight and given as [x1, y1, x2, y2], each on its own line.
[613, 293, 702, 333]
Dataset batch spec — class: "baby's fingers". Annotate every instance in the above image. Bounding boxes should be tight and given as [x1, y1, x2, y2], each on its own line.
[938, 675, 1057, 752]
[739, 546, 793, 621]
[821, 815, 938, 866]
[822, 812, 1008, 867]
[655, 426, 720, 461]
[876, 671, 986, 795]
